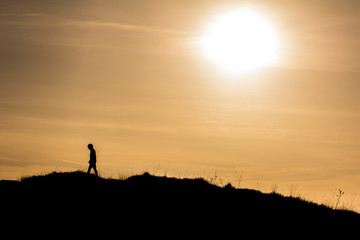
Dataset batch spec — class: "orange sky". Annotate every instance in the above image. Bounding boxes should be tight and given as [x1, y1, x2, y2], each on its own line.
[1, 0, 360, 211]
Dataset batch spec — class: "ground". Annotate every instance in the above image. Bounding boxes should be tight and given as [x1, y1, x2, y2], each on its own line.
[1, 171, 359, 237]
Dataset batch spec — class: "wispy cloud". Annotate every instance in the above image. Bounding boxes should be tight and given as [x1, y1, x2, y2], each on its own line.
[0, 13, 192, 36]
[63, 19, 192, 36]
[0, 13, 46, 18]
[0, 12, 195, 51]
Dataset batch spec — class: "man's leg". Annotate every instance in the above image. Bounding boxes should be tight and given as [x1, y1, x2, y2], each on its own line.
[93, 164, 98, 176]
[87, 164, 92, 174]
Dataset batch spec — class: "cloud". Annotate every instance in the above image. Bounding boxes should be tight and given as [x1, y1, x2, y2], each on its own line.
[0, 12, 194, 53]
[60, 159, 87, 166]
[63, 19, 191, 36]
[0, 156, 27, 167]
[0, 12, 191, 35]
[0, 13, 48, 17]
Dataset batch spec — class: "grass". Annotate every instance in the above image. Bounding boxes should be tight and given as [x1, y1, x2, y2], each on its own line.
[83, 166, 359, 213]
[15, 171, 358, 213]
[140, 166, 359, 213]
[2, 170, 359, 236]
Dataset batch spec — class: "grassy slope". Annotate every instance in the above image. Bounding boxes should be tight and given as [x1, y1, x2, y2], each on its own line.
[2, 171, 359, 235]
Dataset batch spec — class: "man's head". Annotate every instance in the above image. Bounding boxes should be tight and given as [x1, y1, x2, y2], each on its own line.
[88, 143, 94, 150]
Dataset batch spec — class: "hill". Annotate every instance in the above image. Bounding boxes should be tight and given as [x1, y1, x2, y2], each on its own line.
[2, 171, 359, 236]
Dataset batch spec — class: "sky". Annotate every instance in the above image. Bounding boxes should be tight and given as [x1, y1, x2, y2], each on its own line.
[1, 0, 360, 210]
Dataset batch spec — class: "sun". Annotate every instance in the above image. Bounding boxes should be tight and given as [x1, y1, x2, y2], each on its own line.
[200, 8, 279, 75]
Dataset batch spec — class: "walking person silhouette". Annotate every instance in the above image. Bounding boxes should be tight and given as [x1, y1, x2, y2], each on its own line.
[87, 143, 98, 176]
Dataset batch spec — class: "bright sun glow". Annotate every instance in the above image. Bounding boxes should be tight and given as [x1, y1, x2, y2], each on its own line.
[200, 8, 279, 75]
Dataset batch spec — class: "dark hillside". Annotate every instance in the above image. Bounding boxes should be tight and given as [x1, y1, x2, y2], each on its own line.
[2, 171, 359, 236]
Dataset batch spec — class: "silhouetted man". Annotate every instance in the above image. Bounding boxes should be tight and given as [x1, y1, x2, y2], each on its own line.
[87, 143, 98, 176]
